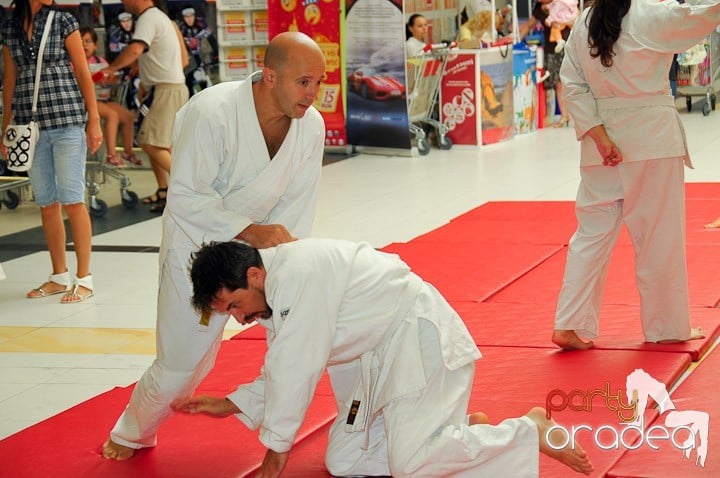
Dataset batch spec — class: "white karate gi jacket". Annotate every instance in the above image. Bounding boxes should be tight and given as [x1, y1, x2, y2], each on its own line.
[107, 73, 325, 450]
[163, 72, 326, 262]
[561, 0, 720, 167]
[226, 239, 482, 454]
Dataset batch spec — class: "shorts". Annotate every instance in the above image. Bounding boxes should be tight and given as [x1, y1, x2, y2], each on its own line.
[136, 83, 188, 149]
[28, 126, 87, 207]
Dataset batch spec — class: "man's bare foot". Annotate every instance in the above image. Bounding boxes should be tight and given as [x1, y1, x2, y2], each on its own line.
[552, 330, 594, 351]
[656, 327, 705, 344]
[526, 407, 593, 475]
[469, 411, 490, 425]
[703, 217, 720, 229]
[102, 438, 135, 460]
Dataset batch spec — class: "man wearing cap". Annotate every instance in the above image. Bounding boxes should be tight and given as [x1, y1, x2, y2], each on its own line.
[102, 0, 189, 214]
[178, 6, 218, 95]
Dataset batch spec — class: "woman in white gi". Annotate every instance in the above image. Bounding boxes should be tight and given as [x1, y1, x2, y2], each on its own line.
[553, 0, 720, 350]
[174, 239, 593, 477]
[101, 32, 326, 460]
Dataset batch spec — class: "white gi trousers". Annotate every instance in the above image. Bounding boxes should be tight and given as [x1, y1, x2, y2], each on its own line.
[325, 320, 539, 477]
[555, 157, 691, 342]
[110, 247, 230, 448]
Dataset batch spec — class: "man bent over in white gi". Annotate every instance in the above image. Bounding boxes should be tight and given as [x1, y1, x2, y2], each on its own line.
[102, 32, 326, 459]
[173, 239, 593, 477]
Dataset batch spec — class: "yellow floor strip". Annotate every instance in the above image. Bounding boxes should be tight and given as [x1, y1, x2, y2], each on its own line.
[0, 326, 242, 354]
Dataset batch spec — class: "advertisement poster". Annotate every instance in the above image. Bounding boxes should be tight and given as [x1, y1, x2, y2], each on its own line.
[477, 46, 514, 145]
[268, 0, 346, 147]
[512, 43, 537, 135]
[440, 52, 479, 145]
[345, 0, 410, 149]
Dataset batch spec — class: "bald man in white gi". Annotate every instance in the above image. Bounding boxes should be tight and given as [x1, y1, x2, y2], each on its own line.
[102, 32, 327, 459]
[174, 239, 593, 477]
[553, 0, 720, 350]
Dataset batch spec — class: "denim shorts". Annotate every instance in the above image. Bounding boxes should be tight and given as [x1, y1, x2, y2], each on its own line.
[28, 126, 87, 207]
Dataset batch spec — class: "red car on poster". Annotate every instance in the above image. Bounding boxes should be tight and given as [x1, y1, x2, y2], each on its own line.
[348, 67, 406, 101]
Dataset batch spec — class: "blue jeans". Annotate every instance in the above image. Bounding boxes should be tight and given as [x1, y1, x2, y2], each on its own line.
[28, 126, 87, 207]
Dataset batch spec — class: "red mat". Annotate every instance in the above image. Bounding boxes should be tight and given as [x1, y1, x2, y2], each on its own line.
[380, 241, 563, 302]
[0, 340, 337, 478]
[607, 345, 720, 477]
[410, 201, 577, 246]
[686, 198, 720, 245]
[243, 347, 690, 477]
[685, 182, 720, 200]
[452, 301, 720, 360]
[488, 244, 720, 308]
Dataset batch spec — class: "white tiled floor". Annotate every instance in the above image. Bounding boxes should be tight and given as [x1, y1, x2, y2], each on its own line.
[1, 106, 720, 443]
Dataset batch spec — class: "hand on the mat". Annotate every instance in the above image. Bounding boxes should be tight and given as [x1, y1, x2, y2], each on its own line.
[257, 449, 289, 478]
[171, 395, 240, 418]
[237, 223, 297, 248]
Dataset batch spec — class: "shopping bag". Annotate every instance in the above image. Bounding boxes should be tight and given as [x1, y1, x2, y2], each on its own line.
[3, 121, 39, 172]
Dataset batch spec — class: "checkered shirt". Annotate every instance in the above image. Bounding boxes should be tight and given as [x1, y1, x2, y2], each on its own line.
[1, 8, 86, 130]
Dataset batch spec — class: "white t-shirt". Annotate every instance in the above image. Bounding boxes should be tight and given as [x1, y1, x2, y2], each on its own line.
[406, 37, 426, 57]
[132, 7, 185, 87]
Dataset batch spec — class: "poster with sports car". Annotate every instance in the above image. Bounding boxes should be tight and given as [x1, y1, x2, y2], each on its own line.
[345, 0, 411, 150]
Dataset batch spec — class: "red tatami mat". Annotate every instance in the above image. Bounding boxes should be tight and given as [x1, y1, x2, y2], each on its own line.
[685, 182, 720, 199]
[607, 345, 720, 477]
[453, 301, 720, 360]
[488, 244, 720, 308]
[473, 346, 690, 478]
[0, 340, 337, 478]
[686, 198, 720, 244]
[245, 346, 689, 477]
[380, 241, 563, 302]
[411, 201, 577, 246]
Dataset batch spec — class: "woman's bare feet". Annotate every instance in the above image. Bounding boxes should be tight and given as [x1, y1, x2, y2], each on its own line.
[552, 330, 594, 351]
[102, 438, 135, 460]
[526, 407, 593, 475]
[656, 327, 705, 344]
[469, 411, 490, 425]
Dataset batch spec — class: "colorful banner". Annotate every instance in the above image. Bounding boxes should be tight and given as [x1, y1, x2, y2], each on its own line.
[268, 0, 346, 147]
[440, 52, 479, 145]
[512, 43, 537, 135]
[478, 46, 514, 145]
[344, 0, 410, 150]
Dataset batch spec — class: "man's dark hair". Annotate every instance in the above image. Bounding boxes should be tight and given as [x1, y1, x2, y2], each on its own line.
[189, 241, 264, 314]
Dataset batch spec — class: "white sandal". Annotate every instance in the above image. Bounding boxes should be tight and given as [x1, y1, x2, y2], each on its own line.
[61, 274, 94, 304]
[27, 271, 71, 299]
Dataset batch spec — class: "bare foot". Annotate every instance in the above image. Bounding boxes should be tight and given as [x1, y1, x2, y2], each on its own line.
[704, 217, 720, 229]
[526, 407, 593, 475]
[656, 327, 705, 344]
[552, 330, 594, 351]
[26, 280, 67, 298]
[469, 411, 490, 425]
[102, 438, 135, 460]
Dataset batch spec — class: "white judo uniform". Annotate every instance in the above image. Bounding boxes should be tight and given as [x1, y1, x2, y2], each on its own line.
[556, 0, 720, 342]
[109, 72, 326, 449]
[229, 239, 541, 477]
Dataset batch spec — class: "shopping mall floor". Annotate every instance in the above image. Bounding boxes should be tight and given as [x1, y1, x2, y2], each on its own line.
[1, 105, 720, 442]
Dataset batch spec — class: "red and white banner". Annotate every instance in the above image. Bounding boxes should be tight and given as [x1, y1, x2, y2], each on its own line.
[268, 0, 346, 147]
[440, 52, 480, 145]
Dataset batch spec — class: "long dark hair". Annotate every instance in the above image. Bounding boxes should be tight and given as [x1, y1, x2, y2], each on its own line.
[586, 0, 631, 68]
[11, 0, 56, 32]
[406, 13, 424, 40]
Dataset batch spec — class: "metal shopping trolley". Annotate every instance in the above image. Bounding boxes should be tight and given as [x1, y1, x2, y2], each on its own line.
[84, 76, 140, 218]
[407, 43, 455, 155]
[677, 31, 720, 116]
[0, 173, 31, 212]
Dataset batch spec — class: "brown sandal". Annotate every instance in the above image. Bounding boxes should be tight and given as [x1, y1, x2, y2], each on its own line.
[142, 187, 168, 205]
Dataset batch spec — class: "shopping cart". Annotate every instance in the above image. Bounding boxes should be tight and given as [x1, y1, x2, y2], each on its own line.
[677, 31, 720, 116]
[407, 43, 455, 155]
[0, 173, 31, 212]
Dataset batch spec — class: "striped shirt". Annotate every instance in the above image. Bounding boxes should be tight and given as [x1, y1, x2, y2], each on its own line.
[1, 8, 86, 130]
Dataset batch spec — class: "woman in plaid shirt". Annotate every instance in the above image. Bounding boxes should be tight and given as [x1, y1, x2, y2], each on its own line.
[1, 0, 103, 303]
